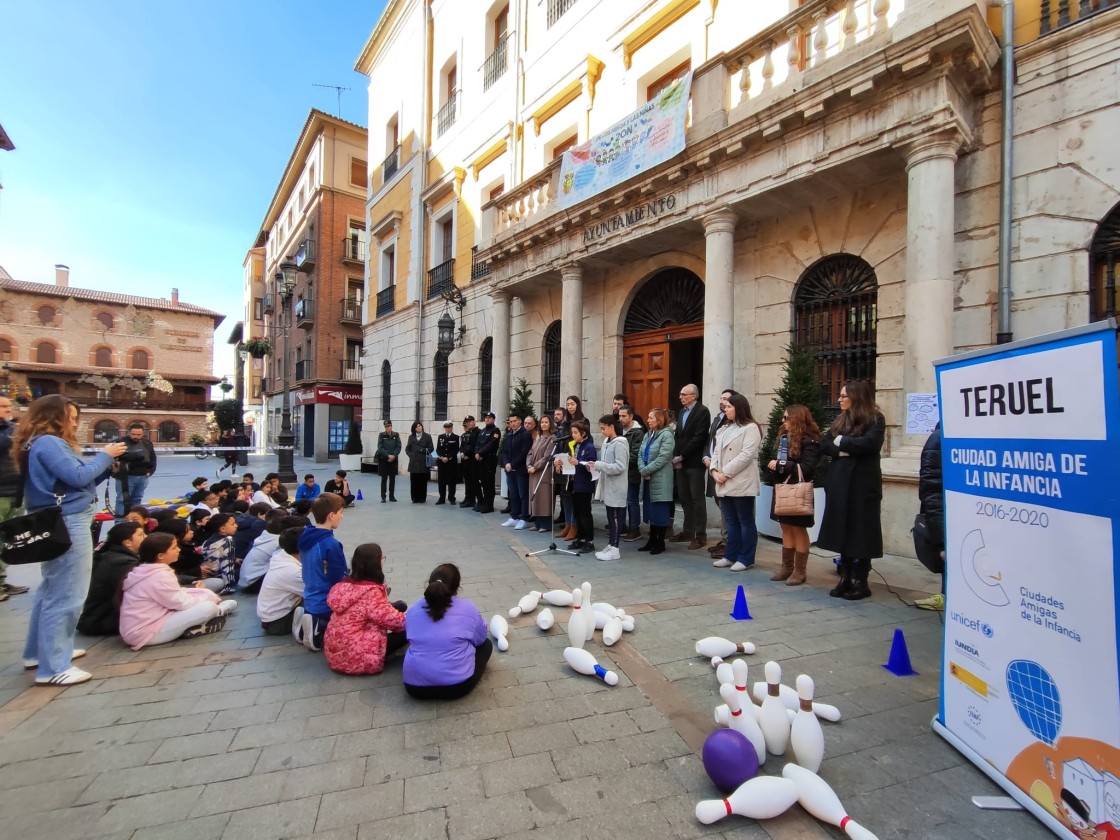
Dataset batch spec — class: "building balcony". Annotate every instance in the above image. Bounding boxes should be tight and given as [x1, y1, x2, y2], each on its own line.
[295, 359, 314, 382]
[340, 359, 361, 382]
[340, 298, 362, 324]
[547, 0, 576, 28]
[436, 91, 458, 138]
[483, 34, 509, 91]
[295, 238, 316, 272]
[261, 377, 269, 393]
[427, 259, 455, 300]
[295, 299, 314, 328]
[382, 144, 400, 181]
[70, 396, 209, 412]
[376, 285, 396, 317]
[1040, 0, 1116, 35]
[471, 246, 491, 281]
[343, 238, 366, 263]
[262, 293, 274, 315]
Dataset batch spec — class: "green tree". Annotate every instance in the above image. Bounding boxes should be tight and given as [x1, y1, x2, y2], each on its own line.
[509, 377, 535, 418]
[213, 398, 242, 433]
[759, 344, 833, 486]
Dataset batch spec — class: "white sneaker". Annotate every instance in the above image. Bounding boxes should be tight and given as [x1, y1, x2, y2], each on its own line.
[291, 606, 305, 645]
[609, 546, 621, 560]
[218, 600, 238, 616]
[35, 666, 92, 686]
[24, 648, 86, 670]
[595, 548, 612, 561]
[729, 561, 749, 571]
[712, 558, 732, 568]
[501, 517, 516, 527]
[300, 612, 320, 652]
[514, 520, 527, 530]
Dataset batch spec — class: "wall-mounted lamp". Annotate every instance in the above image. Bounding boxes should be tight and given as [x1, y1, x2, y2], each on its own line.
[437, 288, 468, 352]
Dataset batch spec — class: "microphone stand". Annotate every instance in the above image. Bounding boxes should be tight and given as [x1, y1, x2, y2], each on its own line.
[526, 451, 580, 558]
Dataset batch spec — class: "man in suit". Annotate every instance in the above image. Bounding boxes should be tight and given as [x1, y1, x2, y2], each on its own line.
[671, 383, 712, 550]
[435, 421, 460, 505]
[458, 416, 478, 508]
[500, 414, 532, 528]
[702, 389, 738, 559]
[474, 412, 502, 513]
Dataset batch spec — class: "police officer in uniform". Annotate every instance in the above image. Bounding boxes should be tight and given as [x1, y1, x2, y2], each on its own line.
[458, 416, 478, 508]
[435, 421, 460, 505]
[474, 411, 502, 513]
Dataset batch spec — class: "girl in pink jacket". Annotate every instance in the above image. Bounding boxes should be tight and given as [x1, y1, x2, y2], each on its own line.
[119, 533, 238, 650]
[323, 544, 407, 675]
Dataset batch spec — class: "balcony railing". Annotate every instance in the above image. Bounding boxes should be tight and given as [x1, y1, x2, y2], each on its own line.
[262, 293, 274, 315]
[343, 238, 366, 263]
[1040, 0, 1116, 35]
[471, 246, 491, 281]
[294, 238, 316, 272]
[295, 299, 314, 327]
[340, 298, 362, 323]
[295, 359, 314, 381]
[70, 396, 209, 412]
[261, 378, 269, 393]
[547, 0, 577, 27]
[436, 90, 458, 138]
[376, 285, 396, 317]
[382, 144, 400, 181]
[427, 259, 455, 300]
[483, 33, 509, 91]
[340, 359, 361, 381]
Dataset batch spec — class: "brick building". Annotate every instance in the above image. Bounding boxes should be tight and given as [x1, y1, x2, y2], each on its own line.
[0, 264, 223, 444]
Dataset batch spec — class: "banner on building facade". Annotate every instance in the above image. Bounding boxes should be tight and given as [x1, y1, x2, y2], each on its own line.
[556, 72, 692, 210]
[932, 321, 1120, 839]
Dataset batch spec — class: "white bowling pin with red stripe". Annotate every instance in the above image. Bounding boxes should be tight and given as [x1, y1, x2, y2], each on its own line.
[694, 776, 798, 824]
[782, 763, 880, 839]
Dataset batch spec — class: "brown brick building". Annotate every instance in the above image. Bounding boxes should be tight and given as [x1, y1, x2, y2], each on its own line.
[0, 264, 223, 444]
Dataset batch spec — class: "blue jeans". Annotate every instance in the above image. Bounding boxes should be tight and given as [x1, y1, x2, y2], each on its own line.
[506, 470, 529, 520]
[115, 474, 149, 518]
[560, 491, 574, 525]
[721, 496, 758, 568]
[23, 510, 94, 678]
[626, 482, 641, 530]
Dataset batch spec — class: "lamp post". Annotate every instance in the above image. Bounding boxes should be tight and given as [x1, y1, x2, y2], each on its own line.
[275, 258, 298, 483]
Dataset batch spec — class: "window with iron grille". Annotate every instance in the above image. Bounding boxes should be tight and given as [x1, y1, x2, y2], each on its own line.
[381, 360, 392, 421]
[547, 0, 576, 27]
[478, 338, 493, 414]
[1090, 201, 1120, 323]
[434, 351, 450, 421]
[542, 321, 561, 415]
[793, 254, 878, 408]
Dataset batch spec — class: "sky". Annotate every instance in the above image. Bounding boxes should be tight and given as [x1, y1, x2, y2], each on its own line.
[0, 0, 387, 389]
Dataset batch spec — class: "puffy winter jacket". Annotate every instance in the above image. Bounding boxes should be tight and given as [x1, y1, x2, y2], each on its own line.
[323, 579, 405, 675]
[119, 563, 219, 650]
[918, 425, 944, 549]
[77, 545, 139, 636]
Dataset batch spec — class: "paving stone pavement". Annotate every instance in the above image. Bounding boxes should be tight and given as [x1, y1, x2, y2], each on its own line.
[0, 456, 1053, 839]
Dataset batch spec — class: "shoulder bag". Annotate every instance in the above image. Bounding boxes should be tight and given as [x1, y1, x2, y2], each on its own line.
[0, 443, 72, 565]
[772, 464, 814, 517]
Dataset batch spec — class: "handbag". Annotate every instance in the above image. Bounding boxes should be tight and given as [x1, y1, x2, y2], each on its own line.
[772, 464, 814, 517]
[0, 447, 71, 565]
[425, 449, 435, 469]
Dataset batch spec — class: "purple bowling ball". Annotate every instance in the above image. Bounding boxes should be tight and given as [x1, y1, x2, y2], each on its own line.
[702, 728, 760, 792]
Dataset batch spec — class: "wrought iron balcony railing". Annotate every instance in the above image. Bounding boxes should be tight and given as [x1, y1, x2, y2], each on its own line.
[295, 299, 314, 327]
[436, 90, 458, 138]
[382, 144, 400, 180]
[547, 0, 576, 28]
[340, 298, 362, 323]
[483, 34, 509, 91]
[340, 359, 361, 381]
[295, 359, 314, 381]
[427, 259, 455, 300]
[376, 285, 396, 317]
[343, 238, 366, 263]
[294, 238, 316, 272]
[471, 246, 491, 280]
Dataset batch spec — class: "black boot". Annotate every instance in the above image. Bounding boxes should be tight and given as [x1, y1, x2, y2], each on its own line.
[637, 526, 656, 552]
[829, 557, 853, 598]
[649, 525, 666, 556]
[843, 559, 873, 600]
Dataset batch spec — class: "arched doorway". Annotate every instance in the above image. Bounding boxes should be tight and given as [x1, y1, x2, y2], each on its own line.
[622, 267, 704, 417]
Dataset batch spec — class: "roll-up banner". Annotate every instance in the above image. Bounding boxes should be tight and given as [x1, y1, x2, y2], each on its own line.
[932, 321, 1120, 838]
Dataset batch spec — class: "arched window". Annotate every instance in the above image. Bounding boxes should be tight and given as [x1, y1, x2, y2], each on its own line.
[542, 321, 562, 415]
[96, 312, 114, 331]
[157, 420, 181, 442]
[1090, 202, 1120, 322]
[37, 305, 57, 326]
[381, 360, 392, 421]
[94, 347, 112, 367]
[131, 349, 150, 369]
[793, 254, 878, 407]
[478, 338, 493, 415]
[35, 342, 56, 364]
[0, 338, 11, 361]
[433, 351, 450, 421]
[92, 420, 120, 442]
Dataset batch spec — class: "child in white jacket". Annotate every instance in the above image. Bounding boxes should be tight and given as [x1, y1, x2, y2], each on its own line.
[119, 533, 237, 650]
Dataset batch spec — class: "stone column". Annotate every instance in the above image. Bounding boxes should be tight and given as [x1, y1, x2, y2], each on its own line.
[561, 263, 584, 400]
[490, 290, 511, 416]
[702, 208, 738, 405]
[902, 133, 961, 399]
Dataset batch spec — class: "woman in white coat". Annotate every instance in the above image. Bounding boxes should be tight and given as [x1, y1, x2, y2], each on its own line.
[708, 393, 762, 571]
[592, 414, 630, 561]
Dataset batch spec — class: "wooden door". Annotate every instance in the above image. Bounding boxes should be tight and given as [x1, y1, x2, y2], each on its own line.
[623, 341, 669, 420]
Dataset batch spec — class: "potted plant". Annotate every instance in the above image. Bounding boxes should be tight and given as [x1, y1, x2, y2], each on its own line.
[239, 338, 271, 359]
[339, 421, 364, 470]
[756, 343, 833, 541]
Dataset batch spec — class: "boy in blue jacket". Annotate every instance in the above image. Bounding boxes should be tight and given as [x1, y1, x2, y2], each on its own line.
[295, 474, 321, 502]
[296, 493, 347, 651]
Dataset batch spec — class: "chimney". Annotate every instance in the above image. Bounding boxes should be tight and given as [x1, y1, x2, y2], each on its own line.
[171, 288, 179, 306]
[54, 264, 69, 287]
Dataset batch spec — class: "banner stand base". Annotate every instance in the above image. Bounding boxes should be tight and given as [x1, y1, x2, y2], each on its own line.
[972, 796, 1024, 811]
[932, 716, 1073, 838]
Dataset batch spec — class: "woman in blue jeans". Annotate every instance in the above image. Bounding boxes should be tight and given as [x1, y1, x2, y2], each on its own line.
[708, 393, 762, 572]
[16, 395, 125, 686]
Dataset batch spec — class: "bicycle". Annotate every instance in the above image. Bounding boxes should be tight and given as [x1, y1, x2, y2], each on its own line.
[193, 443, 215, 460]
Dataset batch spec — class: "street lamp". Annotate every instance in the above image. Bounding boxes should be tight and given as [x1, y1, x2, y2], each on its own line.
[275, 258, 298, 483]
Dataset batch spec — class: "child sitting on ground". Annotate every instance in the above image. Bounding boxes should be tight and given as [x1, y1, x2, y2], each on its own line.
[125, 505, 156, 533]
[201, 513, 238, 595]
[119, 533, 237, 650]
[295, 474, 321, 502]
[296, 493, 347, 651]
[187, 475, 208, 499]
[323, 543, 407, 675]
[238, 508, 288, 593]
[257, 526, 306, 635]
[78, 521, 145, 636]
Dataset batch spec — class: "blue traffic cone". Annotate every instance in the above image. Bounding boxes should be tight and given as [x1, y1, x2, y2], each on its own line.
[355, 489, 363, 501]
[883, 628, 917, 676]
[730, 585, 752, 621]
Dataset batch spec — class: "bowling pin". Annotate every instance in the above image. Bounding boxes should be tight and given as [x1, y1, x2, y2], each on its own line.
[489, 614, 509, 652]
[790, 675, 825, 773]
[782, 764, 880, 840]
[580, 582, 594, 641]
[758, 661, 791, 756]
[541, 589, 574, 607]
[593, 610, 610, 630]
[751, 682, 842, 722]
[592, 601, 619, 616]
[563, 646, 618, 685]
[536, 607, 555, 630]
[620, 614, 635, 632]
[567, 589, 588, 649]
[602, 614, 623, 646]
[715, 660, 735, 686]
[694, 776, 798, 824]
[509, 590, 542, 618]
[695, 637, 756, 658]
[720, 683, 766, 764]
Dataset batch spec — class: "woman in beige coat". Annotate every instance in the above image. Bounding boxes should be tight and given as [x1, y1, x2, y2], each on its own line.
[526, 415, 556, 531]
[709, 393, 762, 572]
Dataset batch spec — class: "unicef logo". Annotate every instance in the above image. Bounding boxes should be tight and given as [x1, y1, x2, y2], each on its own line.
[982, 623, 994, 638]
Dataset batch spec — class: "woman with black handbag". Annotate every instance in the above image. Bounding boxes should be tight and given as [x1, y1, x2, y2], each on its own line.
[766, 404, 822, 586]
[15, 395, 125, 686]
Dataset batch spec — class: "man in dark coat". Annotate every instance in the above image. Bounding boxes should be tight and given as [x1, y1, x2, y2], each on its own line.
[458, 416, 478, 508]
[474, 412, 501, 513]
[114, 421, 157, 519]
[435, 421, 460, 505]
[375, 420, 401, 502]
[914, 424, 945, 610]
[0, 395, 29, 600]
[501, 414, 532, 527]
[672, 384, 712, 550]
